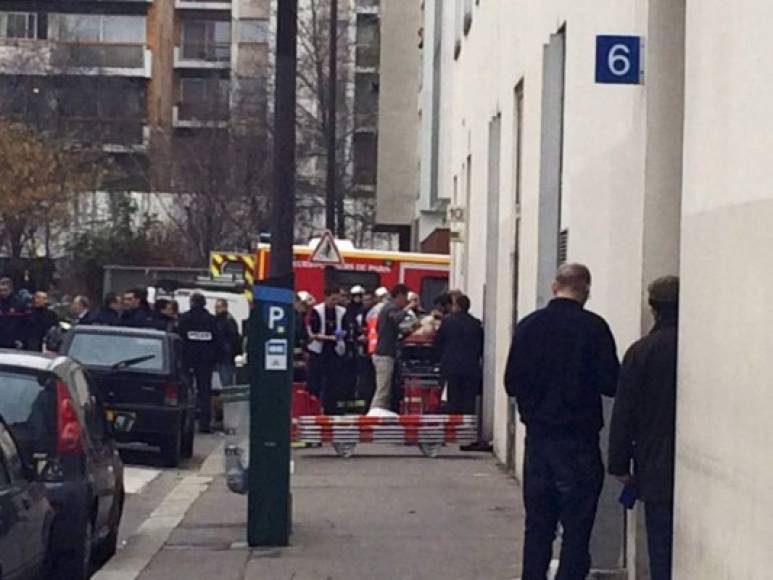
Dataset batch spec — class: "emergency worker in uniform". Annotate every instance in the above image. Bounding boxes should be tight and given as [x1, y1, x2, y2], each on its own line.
[307, 287, 347, 415]
[178, 293, 223, 433]
[0, 277, 29, 349]
[342, 286, 366, 409]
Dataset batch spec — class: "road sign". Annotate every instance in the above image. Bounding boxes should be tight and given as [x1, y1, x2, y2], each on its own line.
[595, 35, 642, 85]
[247, 274, 295, 547]
[309, 229, 344, 265]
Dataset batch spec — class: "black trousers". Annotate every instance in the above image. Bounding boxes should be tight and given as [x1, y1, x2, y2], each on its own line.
[645, 502, 674, 580]
[192, 365, 214, 429]
[445, 370, 480, 415]
[357, 356, 376, 411]
[308, 352, 345, 415]
[522, 435, 604, 580]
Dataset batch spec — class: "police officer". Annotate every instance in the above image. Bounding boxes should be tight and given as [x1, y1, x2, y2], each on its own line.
[178, 293, 223, 433]
[0, 277, 29, 349]
[307, 287, 347, 415]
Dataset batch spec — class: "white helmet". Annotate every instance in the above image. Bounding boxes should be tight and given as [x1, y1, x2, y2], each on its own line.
[350, 285, 365, 295]
[297, 291, 315, 305]
[375, 287, 389, 299]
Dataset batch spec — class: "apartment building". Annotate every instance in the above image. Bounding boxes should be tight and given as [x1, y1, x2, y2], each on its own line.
[0, 0, 270, 206]
[372, 0, 420, 251]
[372, 0, 449, 253]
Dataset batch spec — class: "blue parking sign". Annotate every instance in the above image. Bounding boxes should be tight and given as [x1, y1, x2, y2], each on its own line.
[595, 35, 642, 85]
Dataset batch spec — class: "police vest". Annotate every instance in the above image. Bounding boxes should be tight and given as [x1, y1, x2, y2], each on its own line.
[307, 303, 346, 357]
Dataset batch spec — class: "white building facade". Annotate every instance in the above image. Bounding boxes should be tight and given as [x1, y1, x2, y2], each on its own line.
[430, 0, 773, 577]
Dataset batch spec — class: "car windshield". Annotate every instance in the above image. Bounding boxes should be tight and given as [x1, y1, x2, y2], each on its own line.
[69, 334, 165, 371]
[0, 370, 56, 460]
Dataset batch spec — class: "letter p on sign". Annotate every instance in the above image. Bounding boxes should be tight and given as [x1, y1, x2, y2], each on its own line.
[595, 35, 642, 85]
[268, 306, 285, 331]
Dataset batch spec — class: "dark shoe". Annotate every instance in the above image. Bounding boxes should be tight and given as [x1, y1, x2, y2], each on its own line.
[199, 426, 213, 434]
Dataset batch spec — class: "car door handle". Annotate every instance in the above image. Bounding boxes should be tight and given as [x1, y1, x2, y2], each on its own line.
[22, 498, 31, 510]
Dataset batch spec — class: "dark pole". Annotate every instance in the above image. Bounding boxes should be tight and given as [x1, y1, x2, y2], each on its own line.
[247, 0, 296, 548]
[270, 0, 297, 277]
[326, 0, 338, 234]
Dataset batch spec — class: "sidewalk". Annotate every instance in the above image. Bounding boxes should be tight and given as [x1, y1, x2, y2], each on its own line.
[136, 445, 523, 580]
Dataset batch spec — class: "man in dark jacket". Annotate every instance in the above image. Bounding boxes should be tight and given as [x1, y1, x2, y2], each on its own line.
[94, 293, 121, 326]
[214, 299, 241, 387]
[121, 288, 156, 328]
[504, 264, 620, 580]
[0, 277, 29, 349]
[608, 276, 679, 580]
[29, 292, 59, 351]
[178, 294, 223, 433]
[435, 294, 483, 414]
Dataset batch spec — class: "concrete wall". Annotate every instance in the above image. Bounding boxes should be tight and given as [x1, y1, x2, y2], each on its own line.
[375, 0, 420, 226]
[675, 0, 773, 576]
[442, 0, 686, 574]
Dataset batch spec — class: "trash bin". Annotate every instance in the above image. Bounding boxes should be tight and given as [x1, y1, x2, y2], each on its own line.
[223, 355, 250, 494]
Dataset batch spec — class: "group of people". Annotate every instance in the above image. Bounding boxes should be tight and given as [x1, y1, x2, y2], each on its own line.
[0, 276, 243, 434]
[294, 283, 485, 418]
[505, 263, 678, 580]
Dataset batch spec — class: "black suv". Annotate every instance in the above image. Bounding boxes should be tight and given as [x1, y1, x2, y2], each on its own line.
[62, 326, 196, 467]
[0, 416, 53, 580]
[0, 351, 124, 580]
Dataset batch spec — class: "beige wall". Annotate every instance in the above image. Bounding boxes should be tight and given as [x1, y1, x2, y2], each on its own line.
[675, 0, 773, 576]
[443, 0, 686, 574]
[375, 0, 421, 226]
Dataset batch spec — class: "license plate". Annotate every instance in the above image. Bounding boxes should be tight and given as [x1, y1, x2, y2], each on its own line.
[107, 410, 136, 433]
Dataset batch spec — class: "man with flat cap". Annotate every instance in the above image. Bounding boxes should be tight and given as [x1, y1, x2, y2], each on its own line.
[609, 276, 680, 580]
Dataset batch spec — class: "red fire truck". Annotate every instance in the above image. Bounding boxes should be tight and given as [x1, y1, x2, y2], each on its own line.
[210, 240, 450, 308]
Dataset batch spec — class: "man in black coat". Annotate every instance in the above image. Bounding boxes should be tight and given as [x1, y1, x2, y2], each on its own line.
[178, 293, 223, 433]
[434, 294, 483, 414]
[214, 299, 242, 387]
[121, 288, 156, 328]
[609, 276, 679, 580]
[504, 264, 620, 580]
[29, 292, 59, 351]
[0, 277, 29, 349]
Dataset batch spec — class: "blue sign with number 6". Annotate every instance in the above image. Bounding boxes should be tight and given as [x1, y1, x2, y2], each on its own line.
[595, 35, 642, 85]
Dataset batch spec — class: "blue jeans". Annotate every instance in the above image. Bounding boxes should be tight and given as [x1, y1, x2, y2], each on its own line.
[218, 364, 237, 387]
[645, 502, 673, 580]
[521, 435, 604, 580]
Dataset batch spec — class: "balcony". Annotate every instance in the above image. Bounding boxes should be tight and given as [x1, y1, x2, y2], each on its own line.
[0, 40, 151, 78]
[176, 0, 231, 10]
[357, 0, 379, 15]
[174, 43, 231, 69]
[62, 119, 150, 153]
[173, 104, 228, 129]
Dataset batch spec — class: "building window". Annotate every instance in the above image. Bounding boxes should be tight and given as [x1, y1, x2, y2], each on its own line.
[239, 19, 268, 44]
[0, 12, 37, 40]
[182, 20, 231, 61]
[50, 14, 146, 44]
[179, 77, 230, 121]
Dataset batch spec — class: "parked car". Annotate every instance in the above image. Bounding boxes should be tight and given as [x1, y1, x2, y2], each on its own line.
[0, 351, 124, 580]
[0, 415, 53, 580]
[61, 326, 196, 467]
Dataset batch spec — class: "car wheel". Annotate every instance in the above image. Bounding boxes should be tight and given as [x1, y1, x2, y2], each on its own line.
[56, 517, 93, 580]
[161, 429, 182, 467]
[182, 414, 195, 459]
